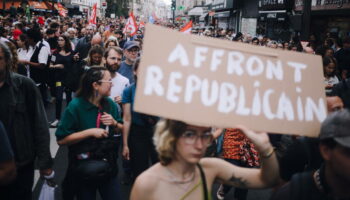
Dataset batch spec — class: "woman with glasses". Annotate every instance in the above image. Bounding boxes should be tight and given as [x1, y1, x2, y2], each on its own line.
[56, 67, 123, 200]
[49, 35, 74, 127]
[130, 120, 280, 200]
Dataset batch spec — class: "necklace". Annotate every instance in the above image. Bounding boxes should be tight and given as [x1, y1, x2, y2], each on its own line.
[164, 166, 195, 184]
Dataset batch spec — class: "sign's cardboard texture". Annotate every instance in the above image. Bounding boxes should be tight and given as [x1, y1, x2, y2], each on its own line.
[134, 24, 327, 137]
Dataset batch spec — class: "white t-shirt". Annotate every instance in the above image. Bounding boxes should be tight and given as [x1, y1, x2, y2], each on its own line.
[110, 72, 130, 100]
[28, 40, 51, 65]
[17, 46, 34, 77]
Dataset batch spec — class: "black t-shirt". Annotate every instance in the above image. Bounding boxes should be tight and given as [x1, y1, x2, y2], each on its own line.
[0, 121, 14, 163]
[52, 51, 73, 82]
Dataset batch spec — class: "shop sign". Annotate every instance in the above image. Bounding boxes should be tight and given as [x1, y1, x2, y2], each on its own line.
[215, 11, 230, 18]
[260, 0, 293, 10]
[267, 13, 277, 18]
[295, 0, 350, 11]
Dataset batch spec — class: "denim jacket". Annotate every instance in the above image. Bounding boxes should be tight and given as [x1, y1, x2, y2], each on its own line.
[0, 72, 53, 169]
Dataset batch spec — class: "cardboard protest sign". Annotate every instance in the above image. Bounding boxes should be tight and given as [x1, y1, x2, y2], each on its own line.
[134, 24, 327, 137]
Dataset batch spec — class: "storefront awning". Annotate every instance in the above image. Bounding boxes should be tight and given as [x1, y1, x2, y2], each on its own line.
[199, 13, 208, 21]
[0, 1, 22, 10]
[28, 1, 50, 12]
[188, 7, 207, 16]
[214, 11, 230, 18]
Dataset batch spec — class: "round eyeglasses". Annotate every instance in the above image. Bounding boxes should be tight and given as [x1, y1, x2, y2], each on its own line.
[181, 130, 213, 147]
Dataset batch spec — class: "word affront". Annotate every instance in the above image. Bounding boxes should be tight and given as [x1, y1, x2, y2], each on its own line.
[135, 24, 327, 137]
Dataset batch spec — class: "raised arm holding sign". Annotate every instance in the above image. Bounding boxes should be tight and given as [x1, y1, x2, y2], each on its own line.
[129, 24, 329, 200]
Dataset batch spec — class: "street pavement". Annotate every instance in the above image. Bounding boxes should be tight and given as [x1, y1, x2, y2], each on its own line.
[32, 100, 273, 200]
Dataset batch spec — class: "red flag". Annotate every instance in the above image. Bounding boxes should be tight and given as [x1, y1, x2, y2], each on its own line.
[89, 3, 97, 25]
[180, 21, 192, 34]
[57, 3, 67, 17]
[123, 12, 138, 36]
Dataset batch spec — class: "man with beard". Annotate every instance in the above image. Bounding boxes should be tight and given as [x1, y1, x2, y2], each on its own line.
[74, 25, 95, 61]
[104, 46, 130, 105]
[105, 46, 131, 184]
[118, 41, 139, 84]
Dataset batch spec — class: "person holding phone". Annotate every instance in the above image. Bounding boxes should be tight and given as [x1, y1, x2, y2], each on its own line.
[56, 67, 123, 200]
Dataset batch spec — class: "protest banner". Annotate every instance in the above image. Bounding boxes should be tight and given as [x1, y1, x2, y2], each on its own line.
[134, 24, 327, 137]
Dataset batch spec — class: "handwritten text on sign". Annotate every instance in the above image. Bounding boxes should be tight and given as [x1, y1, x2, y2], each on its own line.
[134, 24, 327, 137]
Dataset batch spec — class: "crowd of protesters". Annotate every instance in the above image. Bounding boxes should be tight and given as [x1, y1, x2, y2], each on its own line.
[0, 10, 349, 200]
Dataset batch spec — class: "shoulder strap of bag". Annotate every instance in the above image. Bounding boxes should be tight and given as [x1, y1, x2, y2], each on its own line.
[30, 41, 44, 62]
[197, 163, 209, 200]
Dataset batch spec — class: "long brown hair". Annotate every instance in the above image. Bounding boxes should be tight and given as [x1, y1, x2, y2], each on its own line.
[5, 41, 18, 72]
[56, 35, 72, 53]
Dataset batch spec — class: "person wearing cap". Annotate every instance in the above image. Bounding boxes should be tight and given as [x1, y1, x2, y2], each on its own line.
[122, 58, 159, 183]
[271, 109, 350, 200]
[118, 41, 140, 84]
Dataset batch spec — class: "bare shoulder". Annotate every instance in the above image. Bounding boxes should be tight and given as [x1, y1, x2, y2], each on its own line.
[131, 163, 162, 200]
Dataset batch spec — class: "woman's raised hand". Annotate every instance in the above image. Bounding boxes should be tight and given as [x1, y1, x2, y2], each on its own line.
[236, 125, 272, 154]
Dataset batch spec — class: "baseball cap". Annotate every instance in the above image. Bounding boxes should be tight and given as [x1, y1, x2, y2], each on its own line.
[123, 41, 139, 50]
[319, 109, 350, 148]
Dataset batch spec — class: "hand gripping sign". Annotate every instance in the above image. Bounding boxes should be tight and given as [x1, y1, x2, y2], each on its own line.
[134, 24, 327, 137]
